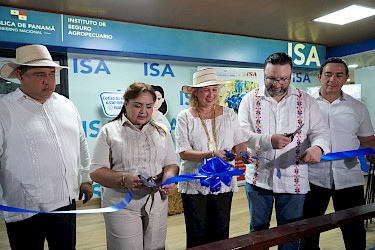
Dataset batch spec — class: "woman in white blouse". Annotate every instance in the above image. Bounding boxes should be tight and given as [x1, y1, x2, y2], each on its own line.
[90, 82, 179, 250]
[175, 68, 255, 248]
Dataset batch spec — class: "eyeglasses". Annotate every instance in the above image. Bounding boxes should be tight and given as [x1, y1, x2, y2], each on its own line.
[265, 75, 291, 84]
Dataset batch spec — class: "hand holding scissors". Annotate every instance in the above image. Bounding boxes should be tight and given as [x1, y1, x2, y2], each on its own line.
[285, 123, 304, 141]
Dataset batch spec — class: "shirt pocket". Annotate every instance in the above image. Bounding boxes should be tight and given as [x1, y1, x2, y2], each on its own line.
[22, 179, 55, 207]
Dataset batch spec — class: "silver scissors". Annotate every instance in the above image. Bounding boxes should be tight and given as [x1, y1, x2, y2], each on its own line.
[139, 175, 159, 187]
[285, 123, 304, 141]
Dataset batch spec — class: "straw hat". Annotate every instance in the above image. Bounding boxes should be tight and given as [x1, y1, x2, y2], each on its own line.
[182, 68, 226, 94]
[0, 44, 68, 79]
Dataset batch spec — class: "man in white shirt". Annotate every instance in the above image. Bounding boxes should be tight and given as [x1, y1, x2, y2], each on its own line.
[302, 57, 375, 250]
[0, 44, 93, 250]
[238, 52, 330, 250]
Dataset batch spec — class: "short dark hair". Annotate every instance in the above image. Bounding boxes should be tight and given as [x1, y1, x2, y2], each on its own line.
[264, 52, 293, 70]
[16, 65, 31, 74]
[319, 57, 349, 75]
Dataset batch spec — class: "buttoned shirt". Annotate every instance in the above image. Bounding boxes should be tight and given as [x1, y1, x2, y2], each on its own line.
[309, 91, 374, 189]
[90, 116, 178, 204]
[238, 85, 330, 194]
[175, 107, 245, 194]
[0, 88, 91, 222]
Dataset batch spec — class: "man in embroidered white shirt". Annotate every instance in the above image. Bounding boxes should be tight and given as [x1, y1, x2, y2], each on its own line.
[0, 44, 93, 250]
[238, 52, 330, 250]
[301, 57, 375, 250]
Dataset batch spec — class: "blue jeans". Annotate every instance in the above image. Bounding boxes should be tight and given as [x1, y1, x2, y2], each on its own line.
[245, 182, 305, 250]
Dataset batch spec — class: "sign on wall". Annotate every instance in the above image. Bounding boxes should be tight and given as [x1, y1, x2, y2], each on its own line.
[0, 6, 325, 68]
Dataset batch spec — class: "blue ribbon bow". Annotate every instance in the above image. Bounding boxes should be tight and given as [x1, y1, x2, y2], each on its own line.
[163, 157, 244, 192]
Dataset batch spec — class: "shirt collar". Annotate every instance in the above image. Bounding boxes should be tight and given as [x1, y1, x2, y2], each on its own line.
[13, 88, 56, 103]
[120, 114, 154, 130]
[315, 89, 346, 102]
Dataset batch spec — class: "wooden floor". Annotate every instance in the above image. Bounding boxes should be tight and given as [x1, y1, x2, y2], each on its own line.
[1, 186, 375, 250]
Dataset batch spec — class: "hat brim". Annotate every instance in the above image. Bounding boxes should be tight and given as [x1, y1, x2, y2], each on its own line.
[182, 80, 228, 94]
[0, 60, 68, 79]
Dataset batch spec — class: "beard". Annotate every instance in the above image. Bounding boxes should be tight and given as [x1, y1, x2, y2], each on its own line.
[266, 85, 288, 97]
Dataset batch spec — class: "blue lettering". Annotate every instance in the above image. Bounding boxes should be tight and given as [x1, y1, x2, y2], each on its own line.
[82, 120, 87, 137]
[149, 63, 160, 76]
[143, 62, 148, 76]
[73, 59, 110, 74]
[170, 118, 176, 131]
[89, 120, 101, 138]
[144, 63, 175, 77]
[94, 60, 111, 74]
[293, 73, 303, 83]
[161, 64, 175, 77]
[80, 59, 93, 74]
[73, 58, 78, 73]
[292, 72, 311, 83]
[93, 183, 102, 197]
[179, 91, 190, 106]
[303, 74, 311, 83]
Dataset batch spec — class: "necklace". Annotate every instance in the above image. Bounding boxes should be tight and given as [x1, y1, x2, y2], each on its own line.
[197, 104, 218, 151]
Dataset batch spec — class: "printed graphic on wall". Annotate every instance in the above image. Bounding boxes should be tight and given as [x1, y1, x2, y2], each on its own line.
[200, 67, 264, 181]
[99, 91, 124, 117]
[199, 67, 264, 113]
[151, 85, 171, 131]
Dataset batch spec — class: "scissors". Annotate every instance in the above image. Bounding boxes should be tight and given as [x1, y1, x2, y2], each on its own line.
[285, 123, 304, 141]
[139, 175, 159, 187]
[224, 150, 250, 163]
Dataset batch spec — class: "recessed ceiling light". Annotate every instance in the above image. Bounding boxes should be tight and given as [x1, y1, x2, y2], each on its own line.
[313, 5, 375, 25]
[348, 64, 359, 68]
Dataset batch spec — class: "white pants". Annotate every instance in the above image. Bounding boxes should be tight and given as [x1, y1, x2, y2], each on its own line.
[103, 188, 168, 250]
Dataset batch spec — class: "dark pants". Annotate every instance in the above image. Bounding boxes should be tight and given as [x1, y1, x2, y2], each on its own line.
[302, 183, 366, 250]
[181, 192, 233, 248]
[6, 202, 77, 250]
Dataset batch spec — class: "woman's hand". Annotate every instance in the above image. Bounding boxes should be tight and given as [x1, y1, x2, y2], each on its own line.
[159, 183, 176, 196]
[213, 150, 231, 162]
[123, 173, 143, 190]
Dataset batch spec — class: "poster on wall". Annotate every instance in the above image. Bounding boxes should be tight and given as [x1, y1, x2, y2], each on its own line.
[200, 66, 264, 181]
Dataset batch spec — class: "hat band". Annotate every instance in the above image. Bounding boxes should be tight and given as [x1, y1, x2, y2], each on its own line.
[22, 58, 53, 64]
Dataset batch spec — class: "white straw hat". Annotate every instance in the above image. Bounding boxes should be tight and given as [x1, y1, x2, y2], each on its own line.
[0, 44, 68, 79]
[182, 68, 226, 94]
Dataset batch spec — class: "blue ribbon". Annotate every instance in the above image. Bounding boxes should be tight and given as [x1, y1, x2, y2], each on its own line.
[321, 148, 375, 161]
[5, 148, 371, 214]
[162, 157, 244, 192]
[0, 157, 243, 214]
[0, 191, 132, 214]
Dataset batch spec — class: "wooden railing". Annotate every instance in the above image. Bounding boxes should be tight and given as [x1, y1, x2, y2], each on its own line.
[189, 203, 375, 250]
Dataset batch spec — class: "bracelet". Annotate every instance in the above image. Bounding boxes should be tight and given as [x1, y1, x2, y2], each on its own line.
[120, 172, 128, 189]
[317, 146, 324, 155]
[211, 150, 215, 158]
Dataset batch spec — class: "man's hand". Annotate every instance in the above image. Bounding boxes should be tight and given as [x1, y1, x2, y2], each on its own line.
[271, 134, 292, 149]
[300, 146, 323, 163]
[79, 182, 93, 204]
